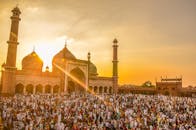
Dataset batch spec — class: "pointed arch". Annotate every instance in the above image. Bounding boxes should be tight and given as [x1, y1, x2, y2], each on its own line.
[109, 86, 112, 94]
[36, 84, 43, 94]
[15, 83, 24, 94]
[45, 85, 51, 93]
[94, 86, 98, 93]
[99, 86, 103, 94]
[68, 67, 86, 93]
[53, 85, 59, 93]
[26, 84, 34, 94]
[104, 86, 107, 93]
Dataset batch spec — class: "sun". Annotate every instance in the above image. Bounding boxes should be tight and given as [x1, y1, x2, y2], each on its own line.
[33, 36, 74, 71]
[35, 43, 61, 71]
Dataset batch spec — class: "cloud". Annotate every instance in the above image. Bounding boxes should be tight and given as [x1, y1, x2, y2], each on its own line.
[26, 7, 39, 13]
[0, 0, 196, 86]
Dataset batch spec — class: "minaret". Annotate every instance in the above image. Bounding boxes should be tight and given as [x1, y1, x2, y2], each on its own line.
[6, 7, 21, 67]
[87, 52, 90, 89]
[112, 38, 118, 94]
[1, 7, 21, 95]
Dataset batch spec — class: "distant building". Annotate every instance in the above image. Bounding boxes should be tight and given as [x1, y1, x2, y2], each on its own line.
[118, 78, 196, 97]
[180, 86, 196, 97]
[118, 84, 156, 95]
[156, 77, 182, 96]
[0, 7, 119, 95]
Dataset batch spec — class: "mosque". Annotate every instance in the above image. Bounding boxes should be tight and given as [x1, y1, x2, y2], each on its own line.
[0, 7, 119, 95]
[2, 6, 195, 97]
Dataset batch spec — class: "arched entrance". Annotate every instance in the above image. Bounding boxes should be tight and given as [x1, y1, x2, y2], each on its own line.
[36, 84, 43, 94]
[15, 83, 24, 94]
[67, 81, 75, 93]
[104, 87, 107, 93]
[99, 86, 103, 94]
[45, 85, 51, 93]
[109, 87, 112, 94]
[26, 84, 34, 94]
[94, 86, 98, 93]
[53, 85, 59, 93]
[67, 67, 86, 94]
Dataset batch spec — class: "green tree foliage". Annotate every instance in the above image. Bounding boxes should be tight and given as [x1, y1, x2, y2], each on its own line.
[141, 81, 155, 88]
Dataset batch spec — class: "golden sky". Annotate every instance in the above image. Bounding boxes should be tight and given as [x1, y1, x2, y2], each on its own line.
[0, 0, 196, 87]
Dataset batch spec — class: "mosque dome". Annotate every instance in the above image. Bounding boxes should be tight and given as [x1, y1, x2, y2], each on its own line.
[89, 62, 98, 76]
[22, 51, 43, 71]
[52, 46, 76, 63]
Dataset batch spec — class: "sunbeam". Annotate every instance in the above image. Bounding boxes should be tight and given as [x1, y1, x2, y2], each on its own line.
[53, 63, 114, 108]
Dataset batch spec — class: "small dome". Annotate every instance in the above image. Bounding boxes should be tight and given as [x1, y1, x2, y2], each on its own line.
[22, 51, 43, 72]
[113, 38, 118, 44]
[89, 62, 98, 77]
[46, 66, 49, 70]
[12, 6, 21, 15]
[45, 66, 49, 72]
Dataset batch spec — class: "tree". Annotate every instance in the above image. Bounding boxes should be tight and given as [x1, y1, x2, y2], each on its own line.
[141, 81, 155, 88]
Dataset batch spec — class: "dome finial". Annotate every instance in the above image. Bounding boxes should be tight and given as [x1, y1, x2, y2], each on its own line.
[64, 39, 67, 48]
[16, 2, 19, 7]
[33, 45, 35, 52]
[88, 52, 91, 61]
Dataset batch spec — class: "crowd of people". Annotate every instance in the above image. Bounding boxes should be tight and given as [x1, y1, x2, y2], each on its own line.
[0, 93, 195, 130]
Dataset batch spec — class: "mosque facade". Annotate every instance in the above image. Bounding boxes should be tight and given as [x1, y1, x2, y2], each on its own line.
[0, 7, 118, 95]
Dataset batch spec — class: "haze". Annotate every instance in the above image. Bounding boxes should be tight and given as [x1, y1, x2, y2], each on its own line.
[0, 0, 196, 87]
